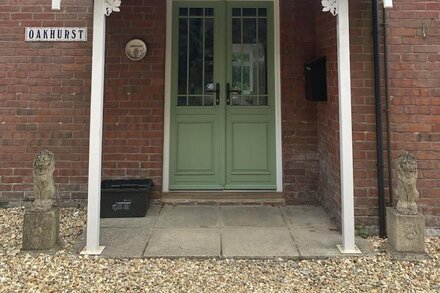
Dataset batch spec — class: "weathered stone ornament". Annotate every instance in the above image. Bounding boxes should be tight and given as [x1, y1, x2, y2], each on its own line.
[32, 150, 56, 211]
[22, 150, 60, 252]
[395, 152, 419, 215]
[386, 152, 426, 259]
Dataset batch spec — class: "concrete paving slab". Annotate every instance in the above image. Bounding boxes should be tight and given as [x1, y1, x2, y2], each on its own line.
[289, 225, 370, 257]
[221, 206, 284, 227]
[222, 227, 299, 257]
[155, 206, 220, 227]
[290, 226, 341, 257]
[100, 204, 161, 228]
[100, 228, 151, 258]
[144, 228, 220, 257]
[281, 206, 337, 229]
[71, 205, 370, 259]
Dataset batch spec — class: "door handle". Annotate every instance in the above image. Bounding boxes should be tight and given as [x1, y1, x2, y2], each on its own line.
[206, 83, 220, 105]
[226, 83, 241, 105]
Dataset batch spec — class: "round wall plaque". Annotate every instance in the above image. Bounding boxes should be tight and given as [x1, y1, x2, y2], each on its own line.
[125, 39, 147, 61]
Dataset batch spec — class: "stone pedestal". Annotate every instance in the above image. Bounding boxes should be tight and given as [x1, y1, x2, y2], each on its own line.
[22, 207, 60, 251]
[386, 207, 425, 253]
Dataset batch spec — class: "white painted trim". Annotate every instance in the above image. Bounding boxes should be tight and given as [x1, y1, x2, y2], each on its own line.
[322, 0, 338, 16]
[162, 0, 283, 192]
[274, 0, 283, 192]
[104, 0, 122, 16]
[80, 245, 105, 255]
[337, 244, 360, 254]
[172, 0, 272, 1]
[52, 0, 61, 10]
[383, 0, 393, 9]
[162, 0, 173, 192]
[83, 0, 106, 255]
[336, 0, 358, 254]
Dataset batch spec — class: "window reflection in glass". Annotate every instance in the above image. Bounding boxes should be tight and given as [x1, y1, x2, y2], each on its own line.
[177, 8, 215, 107]
[231, 8, 268, 106]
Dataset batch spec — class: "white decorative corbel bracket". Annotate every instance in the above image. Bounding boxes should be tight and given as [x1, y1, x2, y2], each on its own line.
[52, 0, 61, 10]
[52, 0, 122, 14]
[104, 0, 121, 16]
[322, 0, 338, 16]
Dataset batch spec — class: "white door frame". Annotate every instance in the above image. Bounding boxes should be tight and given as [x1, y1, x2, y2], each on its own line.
[162, 0, 283, 192]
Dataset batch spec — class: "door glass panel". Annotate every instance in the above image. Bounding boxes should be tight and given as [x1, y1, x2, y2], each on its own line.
[188, 18, 203, 95]
[230, 7, 268, 106]
[258, 8, 267, 17]
[204, 18, 214, 99]
[177, 8, 215, 107]
[231, 17, 242, 93]
[178, 18, 188, 95]
[190, 8, 203, 16]
[177, 96, 187, 106]
[244, 96, 257, 106]
[258, 18, 267, 96]
[232, 96, 241, 105]
[243, 19, 256, 44]
[204, 95, 213, 106]
[188, 96, 203, 106]
[259, 96, 267, 106]
[243, 8, 257, 16]
[179, 8, 188, 16]
[205, 8, 214, 16]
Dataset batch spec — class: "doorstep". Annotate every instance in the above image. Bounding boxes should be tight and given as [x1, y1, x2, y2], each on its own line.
[161, 192, 285, 206]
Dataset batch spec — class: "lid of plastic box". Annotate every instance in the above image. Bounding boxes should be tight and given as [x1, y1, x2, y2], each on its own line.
[101, 179, 153, 189]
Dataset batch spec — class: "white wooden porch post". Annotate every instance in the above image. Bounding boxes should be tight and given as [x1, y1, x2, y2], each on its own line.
[336, 0, 360, 254]
[82, 0, 106, 255]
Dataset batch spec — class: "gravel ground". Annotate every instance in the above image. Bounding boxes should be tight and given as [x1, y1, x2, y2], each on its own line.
[0, 207, 439, 292]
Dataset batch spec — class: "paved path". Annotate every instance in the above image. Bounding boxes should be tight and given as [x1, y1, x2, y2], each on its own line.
[74, 205, 370, 258]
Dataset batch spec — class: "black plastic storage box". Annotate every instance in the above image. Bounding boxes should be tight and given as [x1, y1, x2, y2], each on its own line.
[100, 179, 152, 218]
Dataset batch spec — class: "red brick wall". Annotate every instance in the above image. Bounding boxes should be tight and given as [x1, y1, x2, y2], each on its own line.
[388, 0, 440, 226]
[314, 2, 341, 222]
[315, 0, 440, 227]
[280, 0, 319, 204]
[0, 0, 93, 203]
[349, 1, 378, 226]
[103, 0, 165, 198]
[315, 1, 382, 226]
[0, 0, 166, 203]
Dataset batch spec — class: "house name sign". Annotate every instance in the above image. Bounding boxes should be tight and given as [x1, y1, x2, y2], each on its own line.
[25, 27, 87, 42]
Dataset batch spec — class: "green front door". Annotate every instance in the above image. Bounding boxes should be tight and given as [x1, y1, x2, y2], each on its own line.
[170, 1, 276, 190]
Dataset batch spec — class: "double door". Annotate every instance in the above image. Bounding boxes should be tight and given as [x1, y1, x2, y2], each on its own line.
[169, 1, 276, 190]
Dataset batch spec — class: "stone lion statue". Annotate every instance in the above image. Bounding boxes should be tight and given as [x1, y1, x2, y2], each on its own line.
[395, 152, 419, 215]
[33, 150, 56, 204]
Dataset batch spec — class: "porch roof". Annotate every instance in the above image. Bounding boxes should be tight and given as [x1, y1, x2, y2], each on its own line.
[51, 0, 393, 15]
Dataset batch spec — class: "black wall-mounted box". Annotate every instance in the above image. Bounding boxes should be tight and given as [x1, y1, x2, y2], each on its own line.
[100, 179, 152, 218]
[304, 56, 328, 101]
